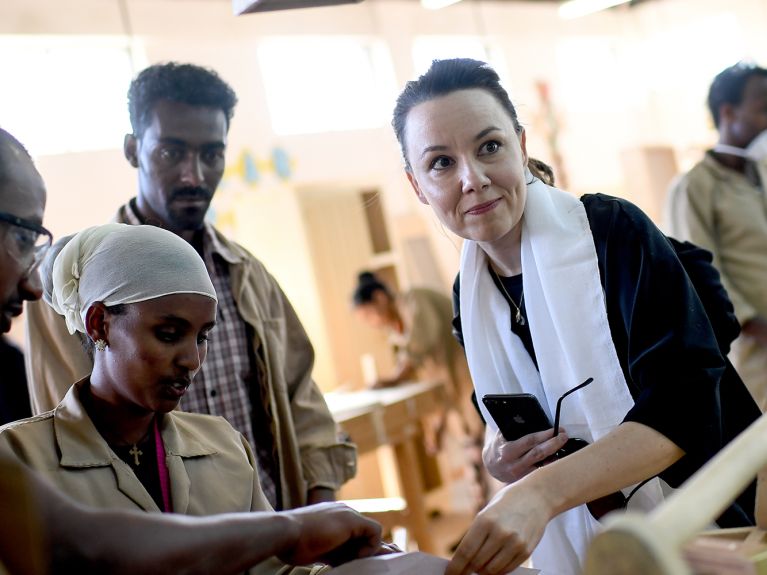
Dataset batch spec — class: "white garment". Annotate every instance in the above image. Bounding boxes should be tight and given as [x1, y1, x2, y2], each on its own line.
[713, 129, 767, 162]
[460, 178, 665, 574]
[49, 224, 217, 335]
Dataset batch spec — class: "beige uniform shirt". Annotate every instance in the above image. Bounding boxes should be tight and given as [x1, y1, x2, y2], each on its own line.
[0, 381, 323, 575]
[24, 204, 356, 509]
[392, 288, 463, 382]
[391, 288, 480, 435]
[666, 152, 767, 408]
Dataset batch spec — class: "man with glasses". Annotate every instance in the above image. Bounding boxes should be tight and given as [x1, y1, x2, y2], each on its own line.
[0, 154, 49, 335]
[24, 62, 356, 510]
[0, 127, 384, 575]
[0, 135, 50, 427]
[0, 207, 50, 426]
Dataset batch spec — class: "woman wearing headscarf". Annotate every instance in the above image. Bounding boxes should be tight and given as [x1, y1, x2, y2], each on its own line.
[391, 58, 760, 575]
[0, 223, 368, 574]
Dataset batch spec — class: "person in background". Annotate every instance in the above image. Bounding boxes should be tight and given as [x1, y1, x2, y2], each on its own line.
[24, 62, 356, 509]
[352, 271, 483, 434]
[352, 271, 487, 505]
[0, 127, 381, 575]
[391, 58, 759, 575]
[0, 335, 31, 425]
[666, 61, 767, 410]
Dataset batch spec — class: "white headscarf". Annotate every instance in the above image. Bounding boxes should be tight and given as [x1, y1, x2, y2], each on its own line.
[49, 223, 217, 334]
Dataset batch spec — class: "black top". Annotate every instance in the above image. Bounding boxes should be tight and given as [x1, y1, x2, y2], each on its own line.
[111, 432, 164, 511]
[489, 270, 537, 369]
[453, 193, 759, 526]
[0, 336, 32, 426]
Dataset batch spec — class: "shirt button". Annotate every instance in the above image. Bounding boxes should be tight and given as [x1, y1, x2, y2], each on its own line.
[210, 389, 217, 397]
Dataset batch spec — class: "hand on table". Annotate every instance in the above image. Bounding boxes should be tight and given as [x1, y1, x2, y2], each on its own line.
[446, 481, 553, 575]
[277, 502, 382, 566]
[483, 428, 569, 483]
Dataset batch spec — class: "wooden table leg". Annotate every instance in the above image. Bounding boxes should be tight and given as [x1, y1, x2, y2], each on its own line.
[393, 437, 437, 554]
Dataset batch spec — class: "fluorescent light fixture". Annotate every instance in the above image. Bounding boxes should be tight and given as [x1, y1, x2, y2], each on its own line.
[233, 0, 362, 14]
[558, 0, 631, 19]
[420, 0, 462, 10]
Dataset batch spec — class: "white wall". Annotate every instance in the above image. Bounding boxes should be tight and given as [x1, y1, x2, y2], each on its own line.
[3, 0, 767, 383]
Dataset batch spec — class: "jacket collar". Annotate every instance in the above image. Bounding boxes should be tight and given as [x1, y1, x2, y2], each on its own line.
[702, 151, 761, 185]
[54, 379, 220, 468]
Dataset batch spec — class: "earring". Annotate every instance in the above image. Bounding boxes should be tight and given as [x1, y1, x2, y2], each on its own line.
[94, 339, 108, 352]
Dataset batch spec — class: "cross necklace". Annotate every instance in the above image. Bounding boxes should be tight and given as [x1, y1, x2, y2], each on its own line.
[128, 444, 143, 466]
[117, 420, 154, 467]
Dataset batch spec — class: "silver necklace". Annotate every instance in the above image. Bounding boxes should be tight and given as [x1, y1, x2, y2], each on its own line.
[491, 267, 526, 326]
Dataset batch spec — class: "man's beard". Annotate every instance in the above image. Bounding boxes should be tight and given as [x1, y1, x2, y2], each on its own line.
[166, 186, 213, 231]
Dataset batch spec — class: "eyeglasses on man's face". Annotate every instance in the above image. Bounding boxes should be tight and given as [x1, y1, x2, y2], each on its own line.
[0, 211, 53, 275]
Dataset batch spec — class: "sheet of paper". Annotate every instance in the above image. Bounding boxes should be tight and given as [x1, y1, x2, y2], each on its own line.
[329, 552, 540, 574]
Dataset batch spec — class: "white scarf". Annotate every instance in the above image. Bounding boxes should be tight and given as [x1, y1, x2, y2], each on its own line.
[460, 178, 665, 574]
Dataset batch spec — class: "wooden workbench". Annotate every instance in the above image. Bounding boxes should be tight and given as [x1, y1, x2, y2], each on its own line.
[325, 381, 449, 554]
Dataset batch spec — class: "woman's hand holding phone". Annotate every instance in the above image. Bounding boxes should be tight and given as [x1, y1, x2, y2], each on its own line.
[482, 427, 570, 483]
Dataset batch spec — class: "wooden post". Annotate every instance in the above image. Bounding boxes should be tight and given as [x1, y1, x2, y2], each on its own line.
[394, 438, 437, 554]
[755, 468, 767, 529]
[585, 414, 767, 575]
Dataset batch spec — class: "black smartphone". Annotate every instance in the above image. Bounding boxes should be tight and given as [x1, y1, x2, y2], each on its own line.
[481, 393, 553, 441]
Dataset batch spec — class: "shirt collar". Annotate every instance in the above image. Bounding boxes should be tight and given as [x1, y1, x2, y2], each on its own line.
[54, 380, 115, 467]
[54, 379, 219, 468]
[703, 151, 759, 184]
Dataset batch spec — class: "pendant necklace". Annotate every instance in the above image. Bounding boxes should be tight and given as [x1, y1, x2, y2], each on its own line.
[491, 267, 526, 326]
[83, 384, 154, 468]
[115, 419, 154, 467]
[127, 424, 153, 466]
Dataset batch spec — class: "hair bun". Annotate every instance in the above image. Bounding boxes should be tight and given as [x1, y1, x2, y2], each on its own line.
[357, 271, 377, 284]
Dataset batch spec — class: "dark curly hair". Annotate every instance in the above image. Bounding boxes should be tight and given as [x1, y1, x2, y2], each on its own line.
[392, 58, 553, 185]
[708, 61, 767, 128]
[128, 62, 238, 137]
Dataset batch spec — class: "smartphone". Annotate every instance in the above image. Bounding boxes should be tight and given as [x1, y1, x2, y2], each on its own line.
[481, 393, 552, 441]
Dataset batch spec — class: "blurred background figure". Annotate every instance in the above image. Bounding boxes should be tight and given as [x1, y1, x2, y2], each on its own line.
[666, 61, 767, 411]
[351, 271, 488, 508]
[352, 271, 481, 436]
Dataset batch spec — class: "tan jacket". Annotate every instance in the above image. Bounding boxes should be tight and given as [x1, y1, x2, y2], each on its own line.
[0, 381, 323, 574]
[24, 208, 356, 509]
[395, 288, 461, 370]
[391, 288, 481, 436]
[666, 153, 767, 407]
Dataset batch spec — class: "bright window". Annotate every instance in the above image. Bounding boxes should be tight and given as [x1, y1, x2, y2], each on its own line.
[257, 37, 397, 136]
[0, 35, 142, 156]
[411, 35, 510, 94]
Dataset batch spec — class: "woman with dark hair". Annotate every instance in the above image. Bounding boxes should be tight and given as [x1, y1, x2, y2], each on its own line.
[392, 58, 759, 575]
